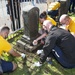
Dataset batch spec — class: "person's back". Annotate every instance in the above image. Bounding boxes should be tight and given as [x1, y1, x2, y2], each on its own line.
[52, 27, 75, 64]
[67, 17, 75, 33]
[33, 20, 75, 68]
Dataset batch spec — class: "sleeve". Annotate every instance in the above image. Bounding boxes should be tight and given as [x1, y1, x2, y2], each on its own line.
[3, 40, 12, 52]
[40, 33, 57, 63]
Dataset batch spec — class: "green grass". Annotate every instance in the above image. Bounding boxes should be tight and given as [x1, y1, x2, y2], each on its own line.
[3, 52, 75, 75]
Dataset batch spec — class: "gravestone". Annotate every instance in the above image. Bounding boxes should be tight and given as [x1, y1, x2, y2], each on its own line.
[16, 5, 39, 52]
[22, 5, 39, 43]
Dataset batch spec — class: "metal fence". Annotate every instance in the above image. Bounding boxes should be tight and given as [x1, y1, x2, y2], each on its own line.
[0, 0, 31, 32]
[0, 0, 47, 34]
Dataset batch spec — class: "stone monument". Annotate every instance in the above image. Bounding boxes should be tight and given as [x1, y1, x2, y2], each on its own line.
[16, 5, 39, 52]
[22, 5, 39, 43]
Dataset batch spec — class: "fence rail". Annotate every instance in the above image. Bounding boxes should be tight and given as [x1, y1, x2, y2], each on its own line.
[0, 0, 47, 33]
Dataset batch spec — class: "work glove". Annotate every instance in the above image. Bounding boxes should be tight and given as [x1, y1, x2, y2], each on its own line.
[33, 62, 42, 67]
[21, 53, 26, 59]
[33, 40, 38, 45]
[36, 49, 43, 55]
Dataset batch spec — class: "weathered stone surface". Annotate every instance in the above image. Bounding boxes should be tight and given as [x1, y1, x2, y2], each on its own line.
[16, 5, 40, 52]
[22, 5, 39, 43]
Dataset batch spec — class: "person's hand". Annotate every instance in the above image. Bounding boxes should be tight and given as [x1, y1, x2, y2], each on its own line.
[21, 53, 26, 59]
[33, 62, 42, 67]
[33, 40, 38, 45]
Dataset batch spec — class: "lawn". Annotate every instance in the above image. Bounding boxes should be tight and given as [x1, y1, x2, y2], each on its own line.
[3, 51, 75, 75]
[3, 13, 75, 75]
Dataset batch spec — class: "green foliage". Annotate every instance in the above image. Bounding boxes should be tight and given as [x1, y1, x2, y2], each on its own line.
[3, 52, 75, 75]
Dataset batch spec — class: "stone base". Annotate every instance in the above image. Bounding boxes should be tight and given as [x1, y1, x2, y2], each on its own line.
[15, 39, 42, 52]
